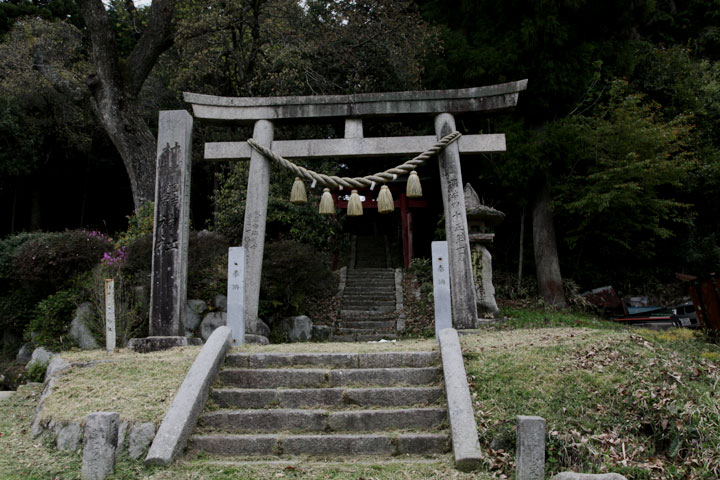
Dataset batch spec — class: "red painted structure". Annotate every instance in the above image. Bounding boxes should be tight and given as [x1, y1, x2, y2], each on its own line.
[335, 187, 427, 269]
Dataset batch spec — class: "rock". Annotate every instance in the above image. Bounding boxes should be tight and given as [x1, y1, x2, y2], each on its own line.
[16, 343, 33, 363]
[244, 334, 269, 345]
[127, 422, 156, 460]
[116, 421, 129, 453]
[311, 325, 332, 341]
[127, 337, 202, 353]
[28, 347, 54, 368]
[184, 300, 207, 333]
[46, 356, 71, 379]
[200, 312, 227, 341]
[551, 474, 628, 480]
[57, 423, 82, 451]
[70, 303, 100, 349]
[214, 294, 227, 312]
[516, 415, 545, 480]
[82, 412, 119, 480]
[248, 318, 270, 337]
[280, 316, 313, 342]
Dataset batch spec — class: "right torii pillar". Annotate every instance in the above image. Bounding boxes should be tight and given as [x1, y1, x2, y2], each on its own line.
[435, 113, 478, 329]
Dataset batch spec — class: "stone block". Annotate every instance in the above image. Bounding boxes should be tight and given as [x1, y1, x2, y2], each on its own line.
[438, 328, 482, 471]
[70, 303, 100, 349]
[28, 347, 54, 368]
[46, 356, 71, 379]
[184, 299, 207, 332]
[128, 422, 156, 459]
[516, 415, 546, 480]
[200, 312, 226, 341]
[551, 474, 628, 480]
[214, 294, 227, 312]
[56, 422, 82, 451]
[145, 326, 231, 466]
[82, 412, 119, 480]
[16, 343, 33, 363]
[244, 334, 269, 345]
[280, 315, 313, 342]
[116, 421, 129, 453]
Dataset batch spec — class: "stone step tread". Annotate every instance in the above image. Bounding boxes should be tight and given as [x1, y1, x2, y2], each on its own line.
[340, 321, 396, 329]
[341, 294, 396, 300]
[341, 310, 396, 316]
[197, 408, 447, 433]
[189, 433, 450, 456]
[210, 386, 445, 409]
[342, 300, 396, 306]
[218, 367, 440, 388]
[335, 328, 395, 335]
[331, 334, 398, 342]
[224, 352, 437, 368]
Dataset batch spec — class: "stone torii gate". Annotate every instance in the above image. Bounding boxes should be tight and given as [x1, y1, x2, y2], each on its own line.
[147, 81, 527, 340]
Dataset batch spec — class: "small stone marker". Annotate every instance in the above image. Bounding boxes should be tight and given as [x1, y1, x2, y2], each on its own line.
[104, 279, 116, 353]
[432, 241, 452, 338]
[82, 412, 119, 480]
[226, 246, 246, 346]
[516, 415, 546, 480]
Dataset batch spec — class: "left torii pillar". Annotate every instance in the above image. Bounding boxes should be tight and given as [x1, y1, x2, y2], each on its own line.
[149, 110, 193, 338]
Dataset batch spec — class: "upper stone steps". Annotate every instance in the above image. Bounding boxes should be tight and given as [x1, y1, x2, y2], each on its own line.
[218, 367, 442, 388]
[224, 351, 438, 368]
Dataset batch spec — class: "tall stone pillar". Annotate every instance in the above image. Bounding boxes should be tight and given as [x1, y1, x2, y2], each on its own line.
[435, 113, 478, 329]
[149, 111, 193, 336]
[242, 119, 274, 333]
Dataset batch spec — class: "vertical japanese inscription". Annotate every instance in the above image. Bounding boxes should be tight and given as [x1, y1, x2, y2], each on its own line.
[149, 111, 193, 337]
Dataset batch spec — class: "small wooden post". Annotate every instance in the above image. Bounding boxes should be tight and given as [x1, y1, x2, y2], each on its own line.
[104, 279, 116, 353]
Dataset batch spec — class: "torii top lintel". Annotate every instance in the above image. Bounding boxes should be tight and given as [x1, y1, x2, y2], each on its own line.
[183, 80, 528, 123]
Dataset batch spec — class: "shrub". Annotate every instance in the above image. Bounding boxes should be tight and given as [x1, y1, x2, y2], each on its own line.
[11, 230, 111, 289]
[187, 231, 229, 302]
[260, 240, 336, 318]
[27, 289, 79, 350]
[26, 360, 48, 383]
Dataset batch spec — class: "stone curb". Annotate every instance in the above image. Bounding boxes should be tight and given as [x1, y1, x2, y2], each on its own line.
[144, 326, 231, 466]
[438, 327, 482, 471]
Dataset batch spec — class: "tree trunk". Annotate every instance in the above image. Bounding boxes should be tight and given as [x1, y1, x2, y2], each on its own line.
[87, 93, 157, 208]
[76, 0, 175, 210]
[532, 180, 567, 307]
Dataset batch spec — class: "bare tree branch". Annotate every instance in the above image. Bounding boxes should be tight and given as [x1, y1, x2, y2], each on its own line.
[125, 0, 175, 95]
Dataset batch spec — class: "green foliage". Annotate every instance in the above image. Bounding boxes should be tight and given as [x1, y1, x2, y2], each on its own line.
[552, 81, 693, 284]
[26, 360, 48, 383]
[187, 231, 230, 303]
[27, 289, 78, 350]
[213, 158, 345, 253]
[11, 230, 111, 289]
[259, 240, 336, 318]
[114, 201, 154, 249]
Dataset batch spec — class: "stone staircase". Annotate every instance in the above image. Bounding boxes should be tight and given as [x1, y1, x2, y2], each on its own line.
[188, 351, 449, 459]
[337, 268, 398, 341]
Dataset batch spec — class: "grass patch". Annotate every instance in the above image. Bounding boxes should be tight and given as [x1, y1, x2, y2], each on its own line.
[495, 307, 622, 330]
[41, 346, 201, 424]
[462, 324, 720, 479]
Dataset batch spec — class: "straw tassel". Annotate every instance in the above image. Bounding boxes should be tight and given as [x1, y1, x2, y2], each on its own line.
[318, 188, 335, 215]
[347, 189, 363, 216]
[377, 185, 394, 214]
[406, 171, 422, 198]
[290, 177, 307, 204]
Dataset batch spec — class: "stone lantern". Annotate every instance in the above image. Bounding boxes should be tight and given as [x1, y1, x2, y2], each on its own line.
[464, 183, 504, 316]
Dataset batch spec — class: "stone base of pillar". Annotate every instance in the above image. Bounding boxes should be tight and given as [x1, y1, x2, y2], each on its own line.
[471, 244, 500, 317]
[127, 336, 202, 354]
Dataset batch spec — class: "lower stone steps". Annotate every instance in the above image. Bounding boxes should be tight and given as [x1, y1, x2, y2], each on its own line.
[191, 348, 447, 460]
[332, 333, 398, 342]
[197, 407, 447, 433]
[189, 433, 449, 457]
